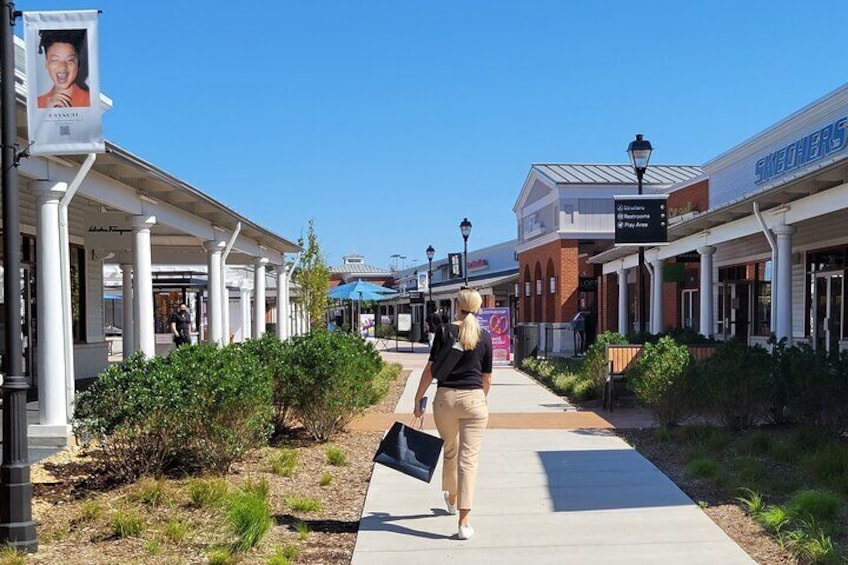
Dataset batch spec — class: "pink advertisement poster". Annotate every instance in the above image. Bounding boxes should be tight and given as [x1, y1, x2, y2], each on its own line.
[478, 307, 511, 364]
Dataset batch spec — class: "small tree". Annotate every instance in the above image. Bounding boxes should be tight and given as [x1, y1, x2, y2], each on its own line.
[293, 219, 330, 328]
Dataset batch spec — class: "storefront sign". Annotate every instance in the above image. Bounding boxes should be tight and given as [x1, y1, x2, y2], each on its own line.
[407, 291, 424, 304]
[676, 250, 701, 263]
[613, 195, 669, 246]
[397, 313, 412, 332]
[477, 307, 511, 363]
[755, 117, 847, 185]
[467, 258, 489, 272]
[578, 277, 597, 292]
[448, 253, 463, 279]
[24, 10, 104, 155]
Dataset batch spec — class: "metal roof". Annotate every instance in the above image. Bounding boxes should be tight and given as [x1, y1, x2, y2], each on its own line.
[331, 263, 392, 276]
[533, 164, 703, 186]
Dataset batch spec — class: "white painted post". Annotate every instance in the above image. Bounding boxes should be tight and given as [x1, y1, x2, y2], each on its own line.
[206, 240, 225, 345]
[253, 258, 268, 337]
[131, 215, 156, 357]
[651, 257, 665, 334]
[617, 268, 628, 335]
[33, 181, 68, 430]
[121, 264, 134, 359]
[773, 225, 796, 343]
[698, 246, 716, 338]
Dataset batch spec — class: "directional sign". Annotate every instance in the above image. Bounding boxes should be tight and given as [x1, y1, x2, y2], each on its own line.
[613, 195, 669, 246]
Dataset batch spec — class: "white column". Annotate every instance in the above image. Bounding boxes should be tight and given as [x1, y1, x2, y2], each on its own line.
[617, 268, 629, 335]
[206, 240, 225, 345]
[698, 246, 716, 338]
[131, 215, 156, 357]
[774, 225, 796, 343]
[222, 266, 231, 344]
[32, 181, 69, 432]
[240, 286, 252, 341]
[253, 258, 268, 337]
[121, 264, 134, 360]
[277, 267, 289, 340]
[651, 257, 665, 334]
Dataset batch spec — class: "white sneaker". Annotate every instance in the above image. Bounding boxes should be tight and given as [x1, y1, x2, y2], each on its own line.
[458, 525, 475, 540]
[443, 492, 457, 515]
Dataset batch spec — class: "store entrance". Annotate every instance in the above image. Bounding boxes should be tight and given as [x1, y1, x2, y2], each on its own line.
[812, 272, 843, 353]
[717, 282, 750, 339]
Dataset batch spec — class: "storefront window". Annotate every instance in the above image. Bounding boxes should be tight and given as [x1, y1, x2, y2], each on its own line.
[754, 261, 772, 337]
[70, 245, 86, 342]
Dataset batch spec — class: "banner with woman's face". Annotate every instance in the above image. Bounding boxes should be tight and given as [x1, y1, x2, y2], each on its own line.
[24, 10, 103, 156]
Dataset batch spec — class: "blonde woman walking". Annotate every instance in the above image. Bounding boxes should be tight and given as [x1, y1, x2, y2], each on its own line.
[414, 288, 492, 540]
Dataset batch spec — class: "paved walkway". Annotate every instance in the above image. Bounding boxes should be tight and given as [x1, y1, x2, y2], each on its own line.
[351, 350, 755, 564]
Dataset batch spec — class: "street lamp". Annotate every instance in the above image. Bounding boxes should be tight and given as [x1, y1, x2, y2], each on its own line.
[627, 133, 653, 335]
[459, 218, 472, 286]
[426, 245, 435, 315]
[0, 3, 36, 551]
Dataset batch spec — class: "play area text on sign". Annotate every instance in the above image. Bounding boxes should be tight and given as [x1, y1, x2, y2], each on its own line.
[613, 195, 669, 246]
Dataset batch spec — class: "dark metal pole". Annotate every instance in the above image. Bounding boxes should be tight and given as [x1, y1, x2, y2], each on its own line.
[0, 1, 36, 551]
[463, 238, 468, 286]
[427, 258, 433, 315]
[637, 168, 646, 336]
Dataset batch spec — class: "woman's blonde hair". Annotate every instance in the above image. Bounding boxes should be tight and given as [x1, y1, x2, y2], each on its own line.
[456, 288, 483, 351]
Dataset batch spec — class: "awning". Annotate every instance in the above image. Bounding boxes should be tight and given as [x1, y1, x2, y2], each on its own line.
[431, 272, 518, 297]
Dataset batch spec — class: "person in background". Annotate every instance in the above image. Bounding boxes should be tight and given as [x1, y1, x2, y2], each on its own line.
[414, 288, 492, 540]
[426, 303, 442, 347]
[170, 303, 192, 347]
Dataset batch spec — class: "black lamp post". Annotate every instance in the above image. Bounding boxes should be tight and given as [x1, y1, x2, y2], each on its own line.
[627, 133, 653, 336]
[460, 218, 472, 286]
[0, 1, 36, 551]
[426, 245, 435, 314]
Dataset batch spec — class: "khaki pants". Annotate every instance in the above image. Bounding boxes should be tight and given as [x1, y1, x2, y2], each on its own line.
[433, 387, 488, 510]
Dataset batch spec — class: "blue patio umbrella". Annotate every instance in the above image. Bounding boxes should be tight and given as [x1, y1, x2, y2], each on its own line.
[328, 280, 397, 301]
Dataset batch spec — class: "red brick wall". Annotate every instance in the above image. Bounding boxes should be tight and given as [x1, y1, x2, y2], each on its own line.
[668, 179, 709, 217]
[518, 239, 581, 323]
[662, 280, 679, 331]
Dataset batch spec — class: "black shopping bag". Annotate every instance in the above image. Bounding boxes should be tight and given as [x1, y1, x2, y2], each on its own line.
[373, 421, 444, 483]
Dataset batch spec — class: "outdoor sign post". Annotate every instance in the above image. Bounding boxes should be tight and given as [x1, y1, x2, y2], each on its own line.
[478, 307, 512, 364]
[397, 313, 412, 352]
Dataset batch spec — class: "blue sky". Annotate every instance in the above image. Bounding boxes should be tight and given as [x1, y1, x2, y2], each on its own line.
[20, 0, 848, 270]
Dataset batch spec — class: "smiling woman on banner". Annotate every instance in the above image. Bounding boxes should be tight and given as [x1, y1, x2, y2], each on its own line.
[413, 288, 492, 541]
[37, 29, 91, 109]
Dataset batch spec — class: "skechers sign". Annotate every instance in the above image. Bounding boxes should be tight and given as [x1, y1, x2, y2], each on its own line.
[755, 117, 847, 185]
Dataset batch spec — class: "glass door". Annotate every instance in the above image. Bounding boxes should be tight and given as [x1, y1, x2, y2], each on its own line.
[813, 272, 844, 352]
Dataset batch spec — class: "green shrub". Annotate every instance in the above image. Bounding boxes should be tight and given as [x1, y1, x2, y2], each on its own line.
[759, 505, 790, 532]
[187, 477, 228, 509]
[788, 489, 843, 523]
[164, 518, 189, 544]
[553, 374, 579, 396]
[581, 332, 628, 396]
[629, 336, 692, 427]
[111, 508, 145, 538]
[691, 340, 770, 430]
[733, 456, 768, 485]
[270, 449, 298, 477]
[782, 520, 840, 564]
[736, 488, 764, 515]
[0, 545, 26, 565]
[804, 443, 848, 493]
[570, 378, 596, 401]
[280, 330, 383, 441]
[75, 343, 273, 479]
[240, 333, 296, 435]
[294, 521, 310, 540]
[143, 538, 161, 556]
[268, 544, 299, 565]
[521, 357, 540, 374]
[226, 480, 272, 552]
[744, 431, 774, 456]
[287, 496, 323, 513]
[686, 457, 721, 480]
[776, 342, 848, 434]
[326, 446, 347, 466]
[129, 477, 170, 507]
[319, 472, 333, 486]
[79, 499, 103, 522]
[208, 547, 235, 565]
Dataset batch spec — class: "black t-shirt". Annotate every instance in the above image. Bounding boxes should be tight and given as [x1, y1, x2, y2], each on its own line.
[170, 310, 191, 337]
[428, 323, 493, 389]
[426, 312, 442, 333]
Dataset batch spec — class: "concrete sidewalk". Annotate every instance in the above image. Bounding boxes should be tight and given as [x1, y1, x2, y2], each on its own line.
[351, 352, 755, 564]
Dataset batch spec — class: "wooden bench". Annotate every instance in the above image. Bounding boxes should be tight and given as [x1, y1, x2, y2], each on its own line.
[603, 343, 718, 412]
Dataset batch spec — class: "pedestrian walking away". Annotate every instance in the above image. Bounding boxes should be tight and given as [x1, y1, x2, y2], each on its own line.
[426, 304, 443, 348]
[414, 288, 492, 540]
[170, 303, 192, 347]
